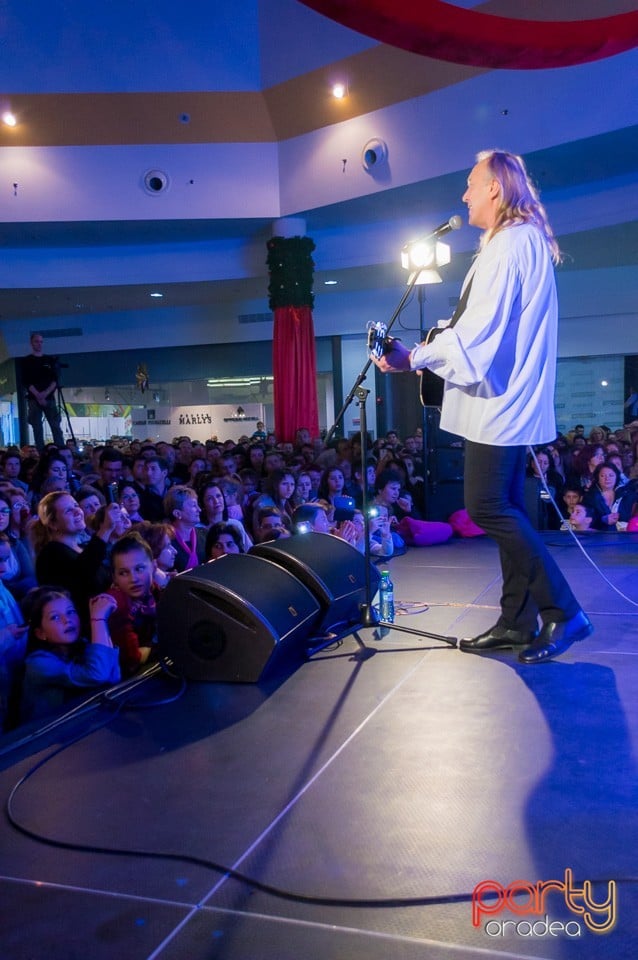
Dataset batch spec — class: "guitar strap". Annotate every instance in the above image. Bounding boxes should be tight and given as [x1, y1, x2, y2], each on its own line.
[448, 272, 474, 329]
[418, 272, 474, 407]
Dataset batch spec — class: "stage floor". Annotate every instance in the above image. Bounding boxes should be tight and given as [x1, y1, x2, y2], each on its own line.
[1, 532, 637, 959]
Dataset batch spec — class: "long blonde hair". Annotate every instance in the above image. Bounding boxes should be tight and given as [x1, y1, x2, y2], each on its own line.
[476, 149, 561, 264]
[29, 490, 70, 555]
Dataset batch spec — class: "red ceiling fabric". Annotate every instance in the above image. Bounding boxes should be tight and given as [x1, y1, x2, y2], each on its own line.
[299, 0, 638, 69]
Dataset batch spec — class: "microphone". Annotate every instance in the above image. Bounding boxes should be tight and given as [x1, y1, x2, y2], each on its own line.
[417, 215, 463, 243]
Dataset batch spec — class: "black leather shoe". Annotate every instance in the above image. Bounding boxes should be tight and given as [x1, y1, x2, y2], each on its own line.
[518, 611, 593, 664]
[459, 625, 537, 652]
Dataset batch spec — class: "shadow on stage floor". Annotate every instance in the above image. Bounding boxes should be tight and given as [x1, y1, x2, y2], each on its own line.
[1, 533, 637, 959]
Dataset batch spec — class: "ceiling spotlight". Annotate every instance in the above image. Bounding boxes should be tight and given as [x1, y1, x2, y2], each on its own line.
[324, 280, 338, 286]
[332, 82, 347, 99]
[150, 291, 163, 298]
[2, 112, 17, 127]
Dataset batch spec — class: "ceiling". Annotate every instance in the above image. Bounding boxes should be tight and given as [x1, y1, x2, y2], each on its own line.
[1, 0, 637, 331]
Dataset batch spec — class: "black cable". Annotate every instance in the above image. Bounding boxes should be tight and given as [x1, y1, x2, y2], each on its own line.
[5, 706, 636, 910]
[0, 658, 186, 760]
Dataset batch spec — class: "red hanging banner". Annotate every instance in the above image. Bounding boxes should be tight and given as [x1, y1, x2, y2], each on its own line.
[267, 236, 320, 443]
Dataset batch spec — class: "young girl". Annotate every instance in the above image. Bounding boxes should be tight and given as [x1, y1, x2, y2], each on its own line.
[107, 533, 158, 677]
[20, 588, 120, 723]
[134, 520, 178, 589]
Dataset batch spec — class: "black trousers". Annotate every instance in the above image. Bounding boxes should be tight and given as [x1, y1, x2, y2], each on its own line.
[464, 440, 580, 630]
[27, 396, 64, 450]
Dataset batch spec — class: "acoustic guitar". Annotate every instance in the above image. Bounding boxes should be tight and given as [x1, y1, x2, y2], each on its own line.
[368, 320, 444, 407]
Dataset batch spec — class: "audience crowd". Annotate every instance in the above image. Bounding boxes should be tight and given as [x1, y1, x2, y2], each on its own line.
[1, 418, 637, 732]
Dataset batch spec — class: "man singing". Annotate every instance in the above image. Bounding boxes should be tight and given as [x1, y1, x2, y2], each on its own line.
[371, 149, 592, 664]
[22, 333, 65, 450]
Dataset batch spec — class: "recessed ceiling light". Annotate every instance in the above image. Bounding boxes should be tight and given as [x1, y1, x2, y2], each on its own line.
[2, 112, 17, 127]
[332, 83, 347, 100]
[150, 291, 163, 298]
[324, 280, 338, 286]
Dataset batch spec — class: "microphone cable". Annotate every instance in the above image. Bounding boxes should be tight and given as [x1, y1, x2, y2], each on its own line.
[528, 446, 638, 610]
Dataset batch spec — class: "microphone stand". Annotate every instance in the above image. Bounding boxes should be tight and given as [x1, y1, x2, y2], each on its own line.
[324, 270, 457, 648]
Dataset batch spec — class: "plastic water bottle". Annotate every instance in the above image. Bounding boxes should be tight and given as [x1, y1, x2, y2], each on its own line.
[379, 569, 395, 623]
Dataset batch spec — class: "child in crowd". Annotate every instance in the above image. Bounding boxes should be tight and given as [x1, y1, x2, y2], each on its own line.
[20, 588, 120, 723]
[0, 533, 29, 729]
[569, 503, 594, 532]
[352, 504, 394, 558]
[134, 520, 178, 589]
[107, 533, 159, 677]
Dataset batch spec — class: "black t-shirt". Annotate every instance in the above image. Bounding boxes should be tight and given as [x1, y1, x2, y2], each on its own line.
[22, 354, 58, 394]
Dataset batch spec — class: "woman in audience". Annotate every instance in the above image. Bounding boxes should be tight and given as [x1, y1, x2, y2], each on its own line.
[187, 457, 207, 487]
[76, 485, 106, 526]
[29, 451, 70, 504]
[568, 443, 605, 493]
[316, 466, 349, 522]
[163, 485, 206, 572]
[583, 462, 630, 530]
[118, 483, 144, 523]
[197, 478, 227, 527]
[219, 477, 245, 522]
[20, 588, 120, 723]
[292, 470, 314, 507]
[31, 491, 121, 626]
[205, 521, 244, 560]
[251, 469, 296, 531]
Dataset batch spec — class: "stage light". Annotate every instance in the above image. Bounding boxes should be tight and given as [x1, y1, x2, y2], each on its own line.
[401, 240, 451, 285]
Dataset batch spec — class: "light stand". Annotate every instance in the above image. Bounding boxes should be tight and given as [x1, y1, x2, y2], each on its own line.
[355, 386, 456, 645]
[417, 283, 438, 519]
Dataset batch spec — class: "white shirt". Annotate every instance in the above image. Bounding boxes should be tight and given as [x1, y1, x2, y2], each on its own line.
[410, 223, 557, 446]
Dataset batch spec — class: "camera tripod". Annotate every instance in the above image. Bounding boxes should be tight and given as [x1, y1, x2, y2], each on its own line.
[55, 381, 77, 447]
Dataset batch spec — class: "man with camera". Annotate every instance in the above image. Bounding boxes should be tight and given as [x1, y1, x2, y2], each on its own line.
[21, 333, 65, 450]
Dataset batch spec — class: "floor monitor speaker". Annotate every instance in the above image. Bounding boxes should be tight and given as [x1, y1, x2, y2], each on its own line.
[157, 554, 321, 682]
[250, 532, 380, 634]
